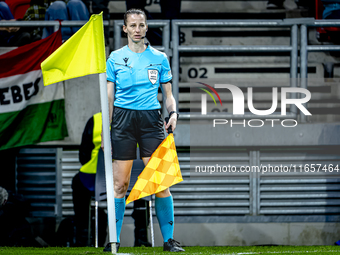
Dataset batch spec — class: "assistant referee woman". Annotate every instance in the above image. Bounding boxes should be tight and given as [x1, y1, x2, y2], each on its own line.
[103, 8, 184, 253]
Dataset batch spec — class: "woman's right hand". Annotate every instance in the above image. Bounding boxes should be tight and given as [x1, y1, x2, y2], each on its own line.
[7, 27, 19, 33]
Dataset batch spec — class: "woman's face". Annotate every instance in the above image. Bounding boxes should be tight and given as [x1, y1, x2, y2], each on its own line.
[123, 14, 148, 43]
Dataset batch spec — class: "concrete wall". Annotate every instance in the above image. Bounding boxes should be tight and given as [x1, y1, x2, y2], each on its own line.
[120, 222, 340, 247]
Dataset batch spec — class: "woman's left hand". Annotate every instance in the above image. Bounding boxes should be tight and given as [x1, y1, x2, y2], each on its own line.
[164, 115, 177, 133]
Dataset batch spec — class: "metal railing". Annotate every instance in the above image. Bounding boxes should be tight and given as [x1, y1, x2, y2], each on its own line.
[0, 20, 109, 32]
[171, 19, 299, 120]
[300, 20, 340, 122]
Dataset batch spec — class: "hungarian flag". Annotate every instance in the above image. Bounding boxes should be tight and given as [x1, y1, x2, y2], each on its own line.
[0, 30, 68, 151]
[126, 132, 183, 204]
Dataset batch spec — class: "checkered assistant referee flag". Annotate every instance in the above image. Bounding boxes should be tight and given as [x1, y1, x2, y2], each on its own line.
[126, 125, 183, 204]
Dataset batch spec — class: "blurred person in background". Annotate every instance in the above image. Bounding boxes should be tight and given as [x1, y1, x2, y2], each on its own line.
[321, 0, 340, 19]
[73, 113, 152, 247]
[0, 1, 31, 46]
[67, 0, 89, 33]
[0, 186, 36, 247]
[42, 0, 89, 41]
[81, 0, 109, 44]
[72, 112, 108, 247]
[23, 0, 47, 41]
[321, 0, 340, 44]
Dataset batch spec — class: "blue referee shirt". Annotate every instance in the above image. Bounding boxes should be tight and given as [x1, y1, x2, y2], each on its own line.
[106, 45, 172, 110]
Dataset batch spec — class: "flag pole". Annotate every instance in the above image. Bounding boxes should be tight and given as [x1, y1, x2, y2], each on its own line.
[99, 72, 117, 254]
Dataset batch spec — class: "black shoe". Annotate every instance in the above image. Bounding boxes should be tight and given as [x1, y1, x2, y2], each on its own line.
[103, 242, 120, 252]
[163, 238, 185, 252]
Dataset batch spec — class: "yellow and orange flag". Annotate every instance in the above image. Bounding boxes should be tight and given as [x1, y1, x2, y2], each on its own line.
[126, 133, 183, 204]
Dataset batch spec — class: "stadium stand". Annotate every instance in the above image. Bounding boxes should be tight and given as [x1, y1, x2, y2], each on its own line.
[1, 0, 340, 247]
[42, 0, 89, 41]
[109, 0, 340, 246]
[315, 0, 340, 43]
[0, 1, 31, 46]
[5, 0, 31, 19]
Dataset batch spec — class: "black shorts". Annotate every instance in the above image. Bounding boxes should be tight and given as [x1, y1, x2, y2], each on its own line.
[111, 107, 165, 160]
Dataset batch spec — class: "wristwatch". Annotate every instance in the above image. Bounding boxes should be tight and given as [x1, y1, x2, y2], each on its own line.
[169, 111, 179, 120]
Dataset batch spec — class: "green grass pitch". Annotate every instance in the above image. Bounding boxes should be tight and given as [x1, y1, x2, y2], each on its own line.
[1, 246, 340, 255]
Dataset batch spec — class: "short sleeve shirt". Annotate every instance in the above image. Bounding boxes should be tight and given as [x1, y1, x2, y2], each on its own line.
[106, 45, 172, 110]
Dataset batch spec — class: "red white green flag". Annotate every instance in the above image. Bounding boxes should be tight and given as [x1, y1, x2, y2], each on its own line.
[0, 30, 68, 150]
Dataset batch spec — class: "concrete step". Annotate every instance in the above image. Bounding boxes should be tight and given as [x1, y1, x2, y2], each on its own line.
[108, 0, 303, 19]
[179, 62, 324, 81]
[180, 27, 291, 46]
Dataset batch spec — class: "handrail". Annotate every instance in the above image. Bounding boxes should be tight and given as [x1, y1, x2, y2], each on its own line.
[171, 19, 299, 120]
[0, 20, 109, 33]
[300, 20, 340, 122]
[308, 20, 340, 27]
[172, 19, 298, 27]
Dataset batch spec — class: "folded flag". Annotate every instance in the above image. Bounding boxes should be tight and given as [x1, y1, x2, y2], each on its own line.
[126, 133, 183, 204]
